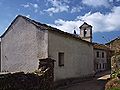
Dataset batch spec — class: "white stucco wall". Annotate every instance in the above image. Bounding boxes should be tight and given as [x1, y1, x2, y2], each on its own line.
[48, 30, 94, 81]
[36, 29, 48, 59]
[1, 17, 48, 72]
[1, 15, 94, 80]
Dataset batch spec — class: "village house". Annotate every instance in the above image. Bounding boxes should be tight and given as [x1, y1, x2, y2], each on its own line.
[106, 37, 120, 68]
[106, 37, 120, 54]
[0, 15, 95, 81]
[93, 43, 111, 72]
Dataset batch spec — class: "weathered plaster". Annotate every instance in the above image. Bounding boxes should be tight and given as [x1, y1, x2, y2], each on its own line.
[1, 17, 48, 72]
[48, 30, 94, 81]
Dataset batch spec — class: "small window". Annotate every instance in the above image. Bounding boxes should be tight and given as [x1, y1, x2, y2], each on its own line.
[103, 63, 106, 69]
[96, 64, 99, 69]
[102, 52, 104, 58]
[99, 63, 101, 69]
[96, 51, 99, 58]
[58, 52, 64, 66]
[84, 29, 87, 37]
[102, 64, 104, 69]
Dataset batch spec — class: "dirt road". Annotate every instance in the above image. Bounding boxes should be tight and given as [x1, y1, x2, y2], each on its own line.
[56, 71, 110, 90]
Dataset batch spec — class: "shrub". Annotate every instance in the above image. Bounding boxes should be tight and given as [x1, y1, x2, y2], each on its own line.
[105, 78, 120, 90]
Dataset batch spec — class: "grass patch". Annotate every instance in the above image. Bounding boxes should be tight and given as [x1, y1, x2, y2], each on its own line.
[108, 87, 120, 90]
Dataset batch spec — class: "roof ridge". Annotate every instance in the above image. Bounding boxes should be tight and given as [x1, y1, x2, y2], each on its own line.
[106, 36, 120, 44]
[1, 15, 93, 45]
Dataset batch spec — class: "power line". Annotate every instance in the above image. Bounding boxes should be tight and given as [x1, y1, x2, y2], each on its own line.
[97, 32, 111, 43]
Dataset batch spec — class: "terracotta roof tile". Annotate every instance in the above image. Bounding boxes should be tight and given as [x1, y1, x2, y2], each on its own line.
[93, 43, 110, 50]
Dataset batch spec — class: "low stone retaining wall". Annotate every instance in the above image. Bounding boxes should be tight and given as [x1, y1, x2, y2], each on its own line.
[0, 58, 55, 90]
[0, 71, 52, 90]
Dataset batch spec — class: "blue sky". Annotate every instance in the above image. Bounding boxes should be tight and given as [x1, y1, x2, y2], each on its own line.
[0, 0, 120, 44]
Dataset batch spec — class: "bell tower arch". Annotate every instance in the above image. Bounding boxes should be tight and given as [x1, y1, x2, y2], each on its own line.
[79, 22, 92, 42]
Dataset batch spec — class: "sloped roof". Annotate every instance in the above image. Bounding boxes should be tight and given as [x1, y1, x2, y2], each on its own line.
[1, 15, 93, 45]
[106, 37, 120, 45]
[93, 43, 110, 50]
[79, 22, 92, 29]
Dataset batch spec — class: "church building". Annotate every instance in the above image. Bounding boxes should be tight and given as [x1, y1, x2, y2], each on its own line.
[1, 15, 94, 81]
[0, 15, 111, 81]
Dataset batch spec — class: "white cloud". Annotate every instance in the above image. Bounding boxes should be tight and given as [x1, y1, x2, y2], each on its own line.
[44, 0, 69, 15]
[44, 6, 69, 16]
[82, 0, 110, 7]
[30, 3, 39, 13]
[21, 3, 39, 13]
[78, 6, 120, 32]
[49, 19, 83, 34]
[21, 3, 39, 8]
[30, 3, 39, 8]
[21, 3, 30, 8]
[71, 6, 82, 13]
[26, 15, 30, 18]
[49, 6, 120, 34]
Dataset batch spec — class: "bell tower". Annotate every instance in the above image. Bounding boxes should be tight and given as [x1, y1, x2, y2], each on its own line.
[79, 22, 92, 42]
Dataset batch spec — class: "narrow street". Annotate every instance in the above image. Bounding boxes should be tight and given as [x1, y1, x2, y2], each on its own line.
[56, 71, 110, 90]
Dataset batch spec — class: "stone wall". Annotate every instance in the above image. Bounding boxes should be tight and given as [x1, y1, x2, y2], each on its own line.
[106, 38, 120, 71]
[106, 38, 120, 54]
[0, 58, 54, 90]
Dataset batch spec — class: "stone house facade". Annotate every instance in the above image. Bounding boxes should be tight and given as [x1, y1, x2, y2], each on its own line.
[106, 37, 120, 69]
[106, 37, 120, 54]
[1, 15, 94, 81]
